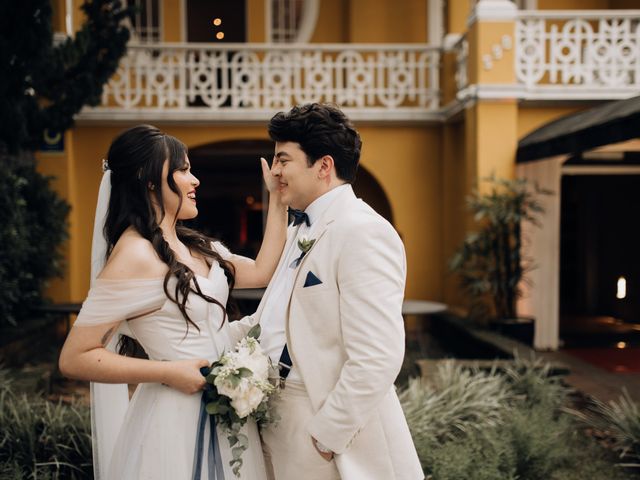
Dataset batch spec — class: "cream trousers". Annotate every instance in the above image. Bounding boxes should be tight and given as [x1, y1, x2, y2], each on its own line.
[261, 381, 341, 480]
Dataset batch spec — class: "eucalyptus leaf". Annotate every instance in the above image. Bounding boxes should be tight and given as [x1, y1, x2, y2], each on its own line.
[237, 433, 249, 448]
[247, 324, 261, 339]
[232, 446, 245, 460]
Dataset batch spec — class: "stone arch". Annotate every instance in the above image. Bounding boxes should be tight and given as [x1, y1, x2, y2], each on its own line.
[188, 139, 395, 257]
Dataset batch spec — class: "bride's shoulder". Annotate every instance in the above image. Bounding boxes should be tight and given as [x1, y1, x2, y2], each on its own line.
[99, 230, 168, 280]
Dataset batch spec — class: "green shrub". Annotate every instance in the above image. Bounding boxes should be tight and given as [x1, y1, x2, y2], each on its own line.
[503, 354, 569, 409]
[569, 389, 640, 470]
[0, 154, 69, 327]
[399, 361, 513, 451]
[400, 359, 633, 480]
[0, 367, 92, 479]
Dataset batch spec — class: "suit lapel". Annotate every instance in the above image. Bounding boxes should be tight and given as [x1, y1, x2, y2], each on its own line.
[253, 224, 300, 320]
[284, 185, 358, 324]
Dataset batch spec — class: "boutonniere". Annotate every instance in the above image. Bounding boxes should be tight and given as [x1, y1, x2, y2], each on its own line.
[290, 237, 316, 269]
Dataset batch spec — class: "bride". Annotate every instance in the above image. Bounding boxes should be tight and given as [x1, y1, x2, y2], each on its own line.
[59, 125, 286, 479]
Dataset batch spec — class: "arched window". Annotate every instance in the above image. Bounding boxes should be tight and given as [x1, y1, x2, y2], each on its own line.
[267, 0, 319, 43]
[127, 0, 162, 43]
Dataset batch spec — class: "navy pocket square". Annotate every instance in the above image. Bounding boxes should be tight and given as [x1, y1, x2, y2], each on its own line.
[303, 271, 322, 287]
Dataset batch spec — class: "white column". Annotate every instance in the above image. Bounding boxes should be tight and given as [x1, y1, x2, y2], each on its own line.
[65, 0, 74, 35]
[428, 0, 444, 46]
[516, 155, 565, 351]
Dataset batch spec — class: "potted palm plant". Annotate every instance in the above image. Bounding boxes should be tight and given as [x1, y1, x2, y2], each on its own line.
[449, 175, 551, 345]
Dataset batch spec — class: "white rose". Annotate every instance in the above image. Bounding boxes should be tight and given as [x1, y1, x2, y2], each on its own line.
[214, 376, 238, 399]
[232, 396, 253, 418]
[238, 352, 269, 382]
[246, 384, 265, 411]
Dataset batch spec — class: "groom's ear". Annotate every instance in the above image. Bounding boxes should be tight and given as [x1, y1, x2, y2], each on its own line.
[316, 155, 334, 180]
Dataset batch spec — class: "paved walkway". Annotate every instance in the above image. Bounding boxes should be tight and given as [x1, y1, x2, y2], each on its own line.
[407, 315, 640, 403]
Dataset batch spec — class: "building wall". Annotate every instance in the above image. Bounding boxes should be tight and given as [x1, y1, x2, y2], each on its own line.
[358, 126, 443, 300]
[45, 0, 639, 318]
[347, 0, 429, 43]
[37, 123, 443, 303]
[517, 106, 585, 139]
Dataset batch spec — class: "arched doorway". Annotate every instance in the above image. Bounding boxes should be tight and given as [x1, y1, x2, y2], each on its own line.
[187, 140, 394, 257]
[188, 140, 272, 258]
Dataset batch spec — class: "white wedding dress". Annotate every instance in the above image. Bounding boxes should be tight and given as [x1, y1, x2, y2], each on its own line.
[75, 246, 268, 480]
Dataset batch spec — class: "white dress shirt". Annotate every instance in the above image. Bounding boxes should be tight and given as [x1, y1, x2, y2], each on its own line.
[260, 184, 350, 382]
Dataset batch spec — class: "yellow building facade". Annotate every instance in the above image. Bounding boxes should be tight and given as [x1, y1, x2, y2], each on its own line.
[42, 0, 640, 349]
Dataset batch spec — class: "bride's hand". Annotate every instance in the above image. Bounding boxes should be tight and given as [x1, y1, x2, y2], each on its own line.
[260, 157, 279, 197]
[163, 358, 209, 394]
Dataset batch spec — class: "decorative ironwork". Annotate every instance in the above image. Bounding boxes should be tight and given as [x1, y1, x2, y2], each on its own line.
[516, 12, 640, 90]
[94, 43, 440, 120]
[453, 35, 469, 91]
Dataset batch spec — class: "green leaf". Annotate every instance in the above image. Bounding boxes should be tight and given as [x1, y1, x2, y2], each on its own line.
[232, 446, 245, 460]
[237, 367, 253, 378]
[205, 402, 230, 416]
[237, 433, 249, 448]
[247, 324, 261, 339]
[228, 375, 241, 389]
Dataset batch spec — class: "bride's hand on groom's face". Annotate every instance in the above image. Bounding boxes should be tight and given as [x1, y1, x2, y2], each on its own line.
[163, 358, 209, 395]
[260, 157, 280, 197]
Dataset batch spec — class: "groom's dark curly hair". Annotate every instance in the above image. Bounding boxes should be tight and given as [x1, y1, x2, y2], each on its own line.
[268, 103, 362, 183]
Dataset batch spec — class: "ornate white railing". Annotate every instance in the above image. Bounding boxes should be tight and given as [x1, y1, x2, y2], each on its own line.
[85, 43, 441, 122]
[516, 11, 640, 97]
[453, 35, 469, 92]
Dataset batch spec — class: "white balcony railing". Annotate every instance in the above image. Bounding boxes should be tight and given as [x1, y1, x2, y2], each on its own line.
[83, 43, 441, 122]
[515, 10, 640, 98]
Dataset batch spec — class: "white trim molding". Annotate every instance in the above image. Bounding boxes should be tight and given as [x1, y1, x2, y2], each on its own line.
[65, 0, 73, 36]
[468, 0, 518, 27]
[428, 0, 444, 46]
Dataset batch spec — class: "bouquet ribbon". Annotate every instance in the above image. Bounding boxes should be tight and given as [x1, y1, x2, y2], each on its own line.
[193, 367, 226, 480]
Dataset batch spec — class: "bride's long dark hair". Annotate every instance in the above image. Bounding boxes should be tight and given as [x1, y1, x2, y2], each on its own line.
[104, 125, 235, 353]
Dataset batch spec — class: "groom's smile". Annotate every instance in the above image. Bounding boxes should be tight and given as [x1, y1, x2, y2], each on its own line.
[272, 141, 323, 211]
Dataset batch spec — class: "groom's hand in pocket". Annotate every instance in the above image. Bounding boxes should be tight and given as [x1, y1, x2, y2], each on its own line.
[311, 437, 334, 461]
[163, 358, 210, 394]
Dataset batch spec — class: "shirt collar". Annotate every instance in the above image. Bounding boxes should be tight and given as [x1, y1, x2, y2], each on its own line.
[304, 184, 350, 226]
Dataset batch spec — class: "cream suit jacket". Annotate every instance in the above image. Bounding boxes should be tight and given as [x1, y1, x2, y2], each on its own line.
[233, 186, 423, 480]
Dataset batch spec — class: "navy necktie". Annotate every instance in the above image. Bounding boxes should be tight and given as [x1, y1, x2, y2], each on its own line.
[288, 207, 310, 227]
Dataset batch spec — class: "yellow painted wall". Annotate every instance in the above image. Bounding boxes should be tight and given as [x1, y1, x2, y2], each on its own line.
[474, 101, 518, 182]
[476, 22, 515, 84]
[36, 131, 79, 303]
[36, 147, 72, 302]
[447, 0, 471, 34]
[51, 0, 67, 32]
[358, 126, 443, 300]
[247, 0, 267, 43]
[347, 0, 428, 43]
[50, 123, 442, 303]
[67, 125, 270, 301]
[517, 106, 587, 139]
[310, 0, 348, 43]
[162, 0, 182, 42]
[441, 119, 468, 307]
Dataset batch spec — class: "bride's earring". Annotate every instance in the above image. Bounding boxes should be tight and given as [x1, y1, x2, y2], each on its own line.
[148, 182, 155, 191]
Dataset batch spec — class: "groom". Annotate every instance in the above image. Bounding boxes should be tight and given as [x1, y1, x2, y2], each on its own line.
[244, 103, 422, 480]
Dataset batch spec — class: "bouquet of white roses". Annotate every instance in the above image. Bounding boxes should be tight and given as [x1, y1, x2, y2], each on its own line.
[203, 324, 278, 477]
